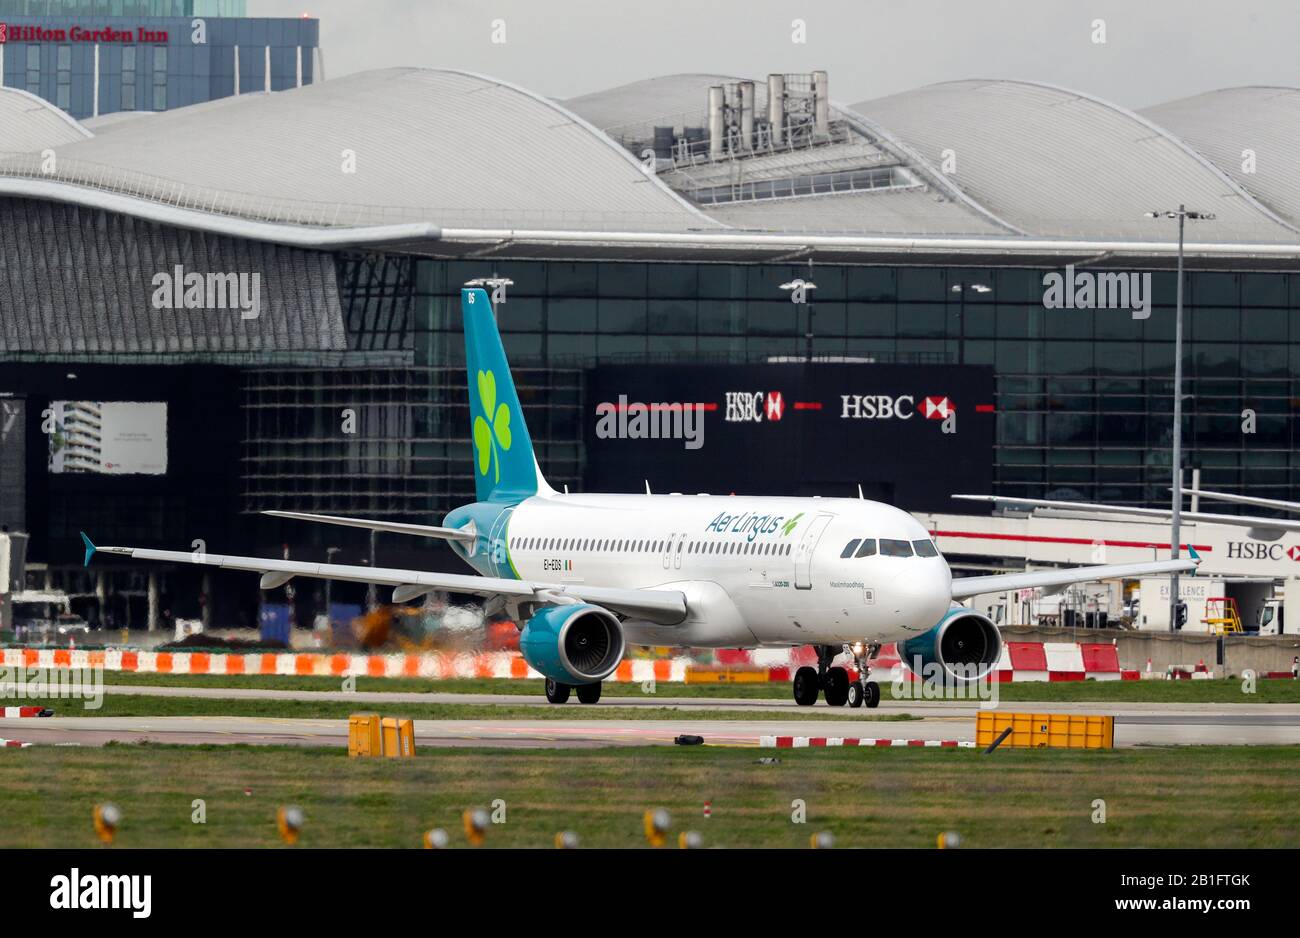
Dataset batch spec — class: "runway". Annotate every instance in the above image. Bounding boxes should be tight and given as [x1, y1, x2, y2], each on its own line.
[44, 681, 1300, 721]
[5, 690, 1300, 749]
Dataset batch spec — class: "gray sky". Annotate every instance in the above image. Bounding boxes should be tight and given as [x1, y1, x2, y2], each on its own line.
[256, 0, 1297, 108]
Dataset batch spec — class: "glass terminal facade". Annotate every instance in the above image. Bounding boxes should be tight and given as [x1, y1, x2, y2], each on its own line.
[324, 257, 1300, 511]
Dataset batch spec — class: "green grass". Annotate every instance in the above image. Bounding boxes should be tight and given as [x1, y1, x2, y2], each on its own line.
[1, 743, 1297, 848]
[27, 693, 915, 722]
[95, 671, 1300, 704]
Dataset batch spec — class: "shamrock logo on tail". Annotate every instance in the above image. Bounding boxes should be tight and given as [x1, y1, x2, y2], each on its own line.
[473, 369, 513, 483]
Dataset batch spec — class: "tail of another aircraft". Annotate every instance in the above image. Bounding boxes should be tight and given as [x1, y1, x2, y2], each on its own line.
[461, 287, 553, 503]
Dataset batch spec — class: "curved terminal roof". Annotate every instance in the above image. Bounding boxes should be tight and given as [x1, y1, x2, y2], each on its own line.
[0, 69, 715, 233]
[3, 71, 1300, 259]
[850, 79, 1299, 242]
[565, 73, 737, 139]
[1142, 87, 1300, 228]
[0, 87, 92, 152]
[566, 74, 1012, 237]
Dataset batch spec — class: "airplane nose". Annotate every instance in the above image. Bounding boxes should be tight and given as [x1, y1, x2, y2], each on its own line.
[887, 563, 952, 629]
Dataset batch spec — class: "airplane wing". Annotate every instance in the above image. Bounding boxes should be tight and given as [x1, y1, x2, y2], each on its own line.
[953, 494, 1300, 537]
[950, 557, 1199, 600]
[82, 535, 686, 624]
[262, 510, 477, 543]
[1181, 488, 1300, 516]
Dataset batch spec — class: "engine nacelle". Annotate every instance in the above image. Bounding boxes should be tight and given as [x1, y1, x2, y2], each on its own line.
[518, 603, 625, 685]
[898, 607, 1003, 683]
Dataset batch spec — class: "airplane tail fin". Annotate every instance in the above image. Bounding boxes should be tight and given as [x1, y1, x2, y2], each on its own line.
[461, 287, 553, 503]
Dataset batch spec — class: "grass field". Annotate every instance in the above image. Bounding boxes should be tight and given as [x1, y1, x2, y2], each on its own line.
[1, 743, 1297, 848]
[15, 693, 914, 721]
[94, 671, 1300, 704]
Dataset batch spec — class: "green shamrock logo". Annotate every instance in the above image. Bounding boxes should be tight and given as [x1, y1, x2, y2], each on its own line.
[781, 512, 804, 536]
[473, 369, 513, 483]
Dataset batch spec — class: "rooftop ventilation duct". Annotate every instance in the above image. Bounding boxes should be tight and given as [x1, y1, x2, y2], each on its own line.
[767, 73, 785, 146]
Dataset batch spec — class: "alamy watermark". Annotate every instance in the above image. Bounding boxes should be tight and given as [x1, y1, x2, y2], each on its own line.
[1042, 264, 1151, 320]
[890, 658, 1000, 709]
[595, 397, 705, 450]
[150, 264, 262, 321]
[1, 666, 104, 710]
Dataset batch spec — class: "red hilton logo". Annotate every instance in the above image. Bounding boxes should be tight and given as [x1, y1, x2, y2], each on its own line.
[0, 24, 8, 43]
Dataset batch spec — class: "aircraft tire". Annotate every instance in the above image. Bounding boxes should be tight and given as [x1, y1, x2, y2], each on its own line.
[847, 682, 864, 708]
[545, 678, 571, 704]
[863, 681, 881, 709]
[824, 667, 850, 707]
[793, 666, 820, 706]
[576, 682, 602, 704]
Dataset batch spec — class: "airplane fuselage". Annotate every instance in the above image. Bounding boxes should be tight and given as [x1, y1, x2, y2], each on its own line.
[446, 493, 953, 648]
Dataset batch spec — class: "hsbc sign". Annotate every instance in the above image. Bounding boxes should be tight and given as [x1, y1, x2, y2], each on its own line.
[1226, 542, 1300, 562]
[839, 394, 954, 421]
[725, 391, 784, 423]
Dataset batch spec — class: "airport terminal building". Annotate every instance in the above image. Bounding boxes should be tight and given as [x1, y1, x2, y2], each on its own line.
[3, 66, 1300, 629]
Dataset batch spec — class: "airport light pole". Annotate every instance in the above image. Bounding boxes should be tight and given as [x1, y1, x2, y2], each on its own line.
[779, 277, 817, 361]
[1146, 206, 1214, 631]
[324, 546, 340, 628]
[949, 281, 992, 365]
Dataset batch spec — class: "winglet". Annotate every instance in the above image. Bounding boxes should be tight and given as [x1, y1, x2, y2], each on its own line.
[80, 531, 96, 567]
[1187, 544, 1201, 569]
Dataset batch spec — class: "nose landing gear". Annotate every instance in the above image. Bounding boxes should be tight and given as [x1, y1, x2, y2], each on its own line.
[849, 642, 882, 709]
[791, 644, 879, 707]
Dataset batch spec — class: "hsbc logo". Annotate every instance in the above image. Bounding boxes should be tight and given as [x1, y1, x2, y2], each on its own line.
[840, 395, 915, 420]
[841, 393, 958, 432]
[726, 391, 784, 423]
[922, 396, 954, 420]
[1226, 542, 1300, 562]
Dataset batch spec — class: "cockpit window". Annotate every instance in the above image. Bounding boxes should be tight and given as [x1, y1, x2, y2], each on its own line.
[913, 539, 939, 557]
[879, 539, 914, 557]
[840, 539, 861, 559]
[854, 538, 877, 558]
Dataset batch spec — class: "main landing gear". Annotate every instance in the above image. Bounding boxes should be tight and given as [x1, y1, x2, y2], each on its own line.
[792, 643, 881, 708]
[545, 677, 602, 704]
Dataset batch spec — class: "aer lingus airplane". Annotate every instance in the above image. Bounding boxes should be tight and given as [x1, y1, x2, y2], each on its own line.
[82, 288, 1198, 708]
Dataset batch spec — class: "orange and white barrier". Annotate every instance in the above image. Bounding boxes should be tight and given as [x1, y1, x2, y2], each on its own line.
[0, 642, 1144, 684]
[0, 647, 689, 683]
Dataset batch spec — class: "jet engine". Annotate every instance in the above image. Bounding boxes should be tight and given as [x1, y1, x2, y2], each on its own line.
[897, 607, 1003, 683]
[518, 604, 626, 684]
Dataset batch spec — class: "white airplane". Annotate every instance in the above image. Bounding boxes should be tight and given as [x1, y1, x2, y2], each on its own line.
[81, 288, 1198, 708]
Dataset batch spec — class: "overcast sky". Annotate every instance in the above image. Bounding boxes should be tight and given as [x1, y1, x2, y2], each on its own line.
[255, 0, 1295, 108]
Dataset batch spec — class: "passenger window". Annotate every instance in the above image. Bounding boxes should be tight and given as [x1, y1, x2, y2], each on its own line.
[879, 539, 914, 557]
[913, 539, 939, 557]
[840, 539, 861, 558]
[855, 539, 877, 558]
